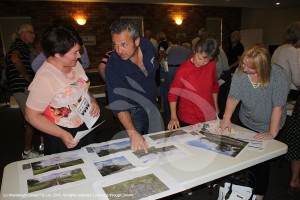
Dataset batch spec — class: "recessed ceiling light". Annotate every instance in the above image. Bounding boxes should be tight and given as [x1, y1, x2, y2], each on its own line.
[276, 2, 280, 5]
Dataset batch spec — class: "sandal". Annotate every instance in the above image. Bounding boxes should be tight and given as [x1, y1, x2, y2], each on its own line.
[287, 186, 300, 195]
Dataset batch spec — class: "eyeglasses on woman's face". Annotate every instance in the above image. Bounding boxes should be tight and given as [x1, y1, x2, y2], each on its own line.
[242, 60, 257, 74]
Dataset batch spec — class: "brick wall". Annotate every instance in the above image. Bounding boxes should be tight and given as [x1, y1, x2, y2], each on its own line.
[0, 1, 241, 69]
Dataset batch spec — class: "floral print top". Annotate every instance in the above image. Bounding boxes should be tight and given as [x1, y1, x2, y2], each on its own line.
[27, 61, 90, 128]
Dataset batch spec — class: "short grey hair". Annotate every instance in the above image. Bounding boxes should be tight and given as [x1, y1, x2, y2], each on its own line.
[110, 19, 140, 41]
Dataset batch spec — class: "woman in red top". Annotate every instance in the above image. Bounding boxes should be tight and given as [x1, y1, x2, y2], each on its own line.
[168, 37, 220, 129]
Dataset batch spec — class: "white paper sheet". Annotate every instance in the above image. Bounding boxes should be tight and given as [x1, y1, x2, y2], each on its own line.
[18, 150, 97, 196]
[76, 93, 99, 129]
[82, 138, 132, 159]
[86, 153, 146, 181]
[231, 132, 268, 151]
[145, 129, 198, 146]
[92, 167, 184, 200]
[131, 144, 192, 166]
[73, 120, 105, 141]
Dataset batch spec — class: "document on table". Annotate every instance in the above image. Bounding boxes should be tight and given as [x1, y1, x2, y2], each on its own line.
[73, 120, 105, 141]
[232, 132, 268, 151]
[76, 93, 99, 129]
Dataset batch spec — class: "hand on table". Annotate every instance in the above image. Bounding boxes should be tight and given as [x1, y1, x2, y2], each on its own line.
[216, 119, 232, 134]
[128, 131, 148, 153]
[253, 132, 274, 140]
[168, 117, 180, 130]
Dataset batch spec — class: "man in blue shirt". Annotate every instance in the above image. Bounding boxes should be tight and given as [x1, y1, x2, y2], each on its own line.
[105, 19, 164, 153]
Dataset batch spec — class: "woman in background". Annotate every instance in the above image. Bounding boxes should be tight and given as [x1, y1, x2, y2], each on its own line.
[272, 21, 300, 196]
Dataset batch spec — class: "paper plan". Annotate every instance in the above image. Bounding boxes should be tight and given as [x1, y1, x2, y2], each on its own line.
[76, 93, 99, 129]
[82, 138, 132, 159]
[186, 131, 248, 157]
[231, 132, 268, 151]
[18, 150, 96, 195]
[146, 129, 197, 145]
[93, 168, 184, 200]
[132, 144, 191, 166]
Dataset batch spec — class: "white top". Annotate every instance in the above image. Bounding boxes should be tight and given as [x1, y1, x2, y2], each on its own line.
[272, 43, 300, 90]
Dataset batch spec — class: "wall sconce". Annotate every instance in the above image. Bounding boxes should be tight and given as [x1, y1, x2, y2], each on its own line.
[76, 17, 87, 25]
[175, 17, 183, 25]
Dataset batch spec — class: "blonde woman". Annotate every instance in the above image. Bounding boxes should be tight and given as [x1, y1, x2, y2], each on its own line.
[219, 44, 289, 200]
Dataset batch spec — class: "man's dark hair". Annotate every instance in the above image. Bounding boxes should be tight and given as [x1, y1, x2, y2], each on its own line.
[110, 19, 140, 41]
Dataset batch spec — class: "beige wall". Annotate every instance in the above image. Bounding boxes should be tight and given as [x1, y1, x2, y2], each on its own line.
[241, 7, 300, 46]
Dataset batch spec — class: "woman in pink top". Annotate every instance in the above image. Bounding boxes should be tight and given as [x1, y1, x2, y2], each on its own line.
[25, 24, 100, 155]
[168, 37, 220, 129]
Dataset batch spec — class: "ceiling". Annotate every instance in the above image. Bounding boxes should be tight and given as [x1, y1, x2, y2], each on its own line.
[26, 0, 300, 8]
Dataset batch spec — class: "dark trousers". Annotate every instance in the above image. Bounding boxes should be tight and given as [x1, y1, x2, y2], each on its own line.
[236, 118, 285, 195]
[44, 123, 95, 155]
[218, 70, 231, 119]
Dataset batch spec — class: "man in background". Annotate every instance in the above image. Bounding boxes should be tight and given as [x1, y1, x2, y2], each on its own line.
[227, 31, 244, 73]
[5, 24, 41, 159]
[144, 29, 158, 50]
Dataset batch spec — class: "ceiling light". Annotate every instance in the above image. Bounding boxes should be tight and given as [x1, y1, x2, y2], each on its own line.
[76, 17, 86, 25]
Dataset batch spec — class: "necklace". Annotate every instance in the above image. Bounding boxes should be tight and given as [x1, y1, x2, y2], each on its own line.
[64, 69, 75, 80]
[247, 74, 260, 88]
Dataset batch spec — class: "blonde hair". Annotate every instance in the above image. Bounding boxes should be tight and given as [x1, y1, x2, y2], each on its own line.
[156, 32, 166, 41]
[16, 24, 34, 36]
[237, 44, 271, 88]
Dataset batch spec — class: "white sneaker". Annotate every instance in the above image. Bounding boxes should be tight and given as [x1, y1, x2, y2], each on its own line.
[22, 150, 43, 159]
[39, 143, 44, 152]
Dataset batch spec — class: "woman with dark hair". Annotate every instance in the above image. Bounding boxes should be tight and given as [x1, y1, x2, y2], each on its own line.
[25, 24, 100, 155]
[167, 36, 220, 130]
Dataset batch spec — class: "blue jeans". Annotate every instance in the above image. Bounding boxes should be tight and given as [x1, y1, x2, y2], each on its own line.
[130, 104, 164, 135]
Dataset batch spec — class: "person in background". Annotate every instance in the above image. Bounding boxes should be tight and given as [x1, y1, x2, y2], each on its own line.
[156, 32, 169, 113]
[286, 94, 300, 195]
[218, 44, 289, 200]
[25, 24, 100, 155]
[216, 44, 231, 119]
[191, 27, 210, 51]
[29, 36, 42, 64]
[105, 19, 164, 153]
[168, 36, 220, 130]
[272, 22, 300, 99]
[227, 31, 244, 73]
[98, 49, 113, 82]
[31, 45, 90, 72]
[144, 29, 158, 50]
[5, 24, 41, 159]
[28, 35, 44, 152]
[31, 19, 90, 72]
[163, 42, 193, 124]
[271, 21, 300, 196]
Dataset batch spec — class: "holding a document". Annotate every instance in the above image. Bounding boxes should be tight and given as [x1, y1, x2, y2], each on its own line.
[25, 24, 101, 155]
